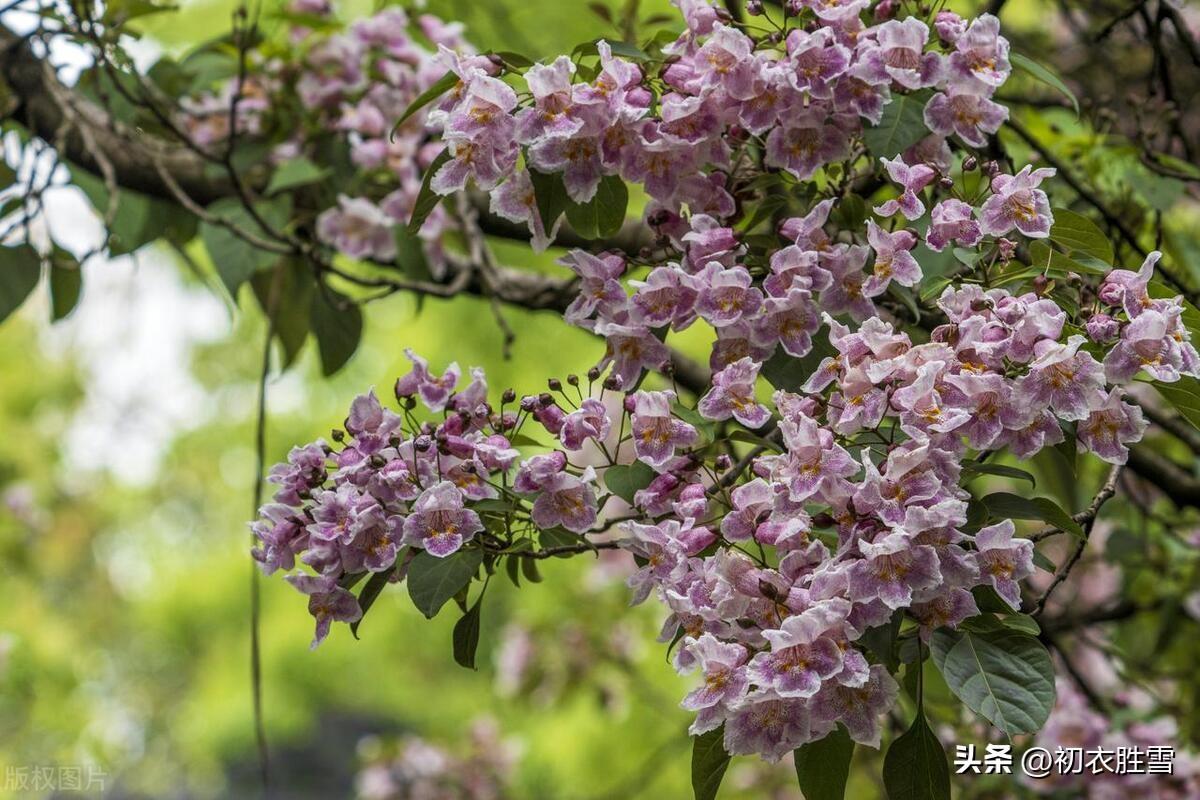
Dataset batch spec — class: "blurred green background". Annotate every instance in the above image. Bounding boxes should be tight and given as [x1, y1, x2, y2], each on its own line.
[2, 0, 1196, 798]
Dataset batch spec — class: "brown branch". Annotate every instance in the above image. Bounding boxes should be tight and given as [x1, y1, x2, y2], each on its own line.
[1028, 463, 1125, 543]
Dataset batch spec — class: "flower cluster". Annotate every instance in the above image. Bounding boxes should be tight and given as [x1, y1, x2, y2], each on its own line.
[1025, 679, 1200, 799]
[248, 0, 1200, 767]
[355, 717, 520, 800]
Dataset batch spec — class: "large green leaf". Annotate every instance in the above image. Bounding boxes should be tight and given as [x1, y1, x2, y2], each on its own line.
[452, 596, 483, 669]
[393, 70, 457, 132]
[1011, 52, 1079, 115]
[48, 249, 82, 321]
[981, 492, 1082, 537]
[864, 90, 932, 159]
[406, 548, 483, 619]
[761, 337, 837, 393]
[265, 156, 330, 196]
[604, 461, 657, 505]
[200, 196, 292, 297]
[564, 175, 629, 239]
[1156, 377, 1200, 430]
[0, 244, 42, 323]
[794, 726, 854, 800]
[691, 725, 731, 800]
[310, 286, 363, 376]
[408, 148, 453, 234]
[882, 711, 950, 800]
[931, 627, 1055, 736]
[349, 564, 397, 638]
[1049, 208, 1114, 267]
[529, 168, 569, 232]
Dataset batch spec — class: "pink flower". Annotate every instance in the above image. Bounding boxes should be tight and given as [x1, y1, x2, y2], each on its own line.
[694, 262, 763, 327]
[947, 14, 1010, 89]
[530, 467, 599, 533]
[923, 87, 1008, 148]
[849, 532, 942, 609]
[401, 481, 484, 557]
[978, 165, 1056, 238]
[1076, 389, 1147, 464]
[873, 155, 936, 220]
[764, 109, 850, 180]
[515, 56, 583, 141]
[699, 357, 771, 428]
[858, 18, 944, 90]
[863, 220, 921, 297]
[1015, 336, 1106, 421]
[630, 390, 699, 468]
[287, 574, 362, 649]
[560, 398, 612, 450]
[394, 349, 461, 412]
[316, 195, 397, 261]
[595, 322, 670, 390]
[971, 520, 1034, 609]
[925, 199, 982, 251]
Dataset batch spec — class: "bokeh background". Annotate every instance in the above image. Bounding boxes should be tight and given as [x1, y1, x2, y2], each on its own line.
[2, 1, 1199, 798]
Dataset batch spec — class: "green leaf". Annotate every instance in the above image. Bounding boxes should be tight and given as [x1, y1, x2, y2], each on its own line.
[393, 226, 433, 281]
[0, 244, 42, 323]
[350, 565, 396, 638]
[1155, 377, 1200, 430]
[529, 168, 568, 232]
[265, 157, 330, 196]
[200, 196, 291, 296]
[604, 461, 657, 505]
[882, 711, 950, 800]
[574, 38, 652, 62]
[310, 287, 363, 376]
[393, 70, 458, 132]
[250, 261, 312, 369]
[1049, 208, 1114, 266]
[961, 461, 1036, 489]
[691, 725, 731, 800]
[981, 492, 1082, 537]
[931, 627, 1056, 736]
[406, 548, 483, 619]
[864, 90, 932, 159]
[1028, 240, 1107, 276]
[538, 526, 586, 555]
[408, 148, 454, 234]
[452, 596, 483, 669]
[48, 249, 82, 321]
[1011, 52, 1079, 115]
[793, 726, 854, 800]
[73, 168, 197, 253]
[761, 338, 836, 393]
[564, 175, 629, 239]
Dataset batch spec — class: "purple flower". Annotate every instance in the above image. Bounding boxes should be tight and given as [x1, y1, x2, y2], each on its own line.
[252, 503, 307, 574]
[490, 170, 559, 252]
[722, 690, 812, 762]
[923, 87, 1008, 148]
[308, 483, 378, 544]
[1103, 308, 1186, 383]
[286, 574, 362, 649]
[849, 532, 942, 608]
[680, 633, 750, 711]
[394, 349, 461, 412]
[764, 109, 850, 180]
[268, 442, 328, 506]
[873, 155, 936, 220]
[911, 588, 980, 639]
[1015, 336, 1106, 421]
[595, 322, 670, 390]
[753, 287, 821, 357]
[947, 14, 1010, 89]
[943, 371, 1010, 449]
[864, 221, 921, 297]
[316, 196, 397, 261]
[515, 56, 584, 140]
[530, 467, 599, 533]
[785, 27, 850, 98]
[699, 358, 771, 429]
[1085, 313, 1121, 344]
[820, 246, 876, 320]
[770, 410, 859, 502]
[630, 266, 698, 330]
[1098, 251, 1159, 318]
[1076, 389, 1147, 464]
[752, 599, 851, 699]
[859, 18, 943, 90]
[721, 478, 774, 542]
[559, 398, 612, 450]
[560, 250, 627, 326]
[694, 262, 763, 327]
[401, 481, 483, 557]
[978, 165, 1056, 238]
[622, 519, 690, 605]
[925, 199, 982, 252]
[810, 664, 899, 748]
[971, 520, 1034, 609]
[528, 135, 605, 203]
[630, 390, 699, 468]
[696, 24, 760, 100]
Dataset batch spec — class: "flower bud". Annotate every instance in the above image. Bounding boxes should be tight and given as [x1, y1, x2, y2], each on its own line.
[746, 0, 763, 15]
[566, 374, 579, 387]
[961, 155, 978, 171]
[501, 388, 517, 404]
[623, 394, 637, 413]
[939, 176, 955, 190]
[331, 428, 345, 442]
[1085, 312, 1121, 343]
[519, 395, 538, 412]
[811, 512, 836, 528]
[603, 375, 622, 391]
[715, 454, 732, 471]
[414, 435, 433, 452]
[538, 392, 555, 407]
[758, 579, 782, 601]
[982, 160, 1001, 178]
[873, 0, 898, 21]
[587, 366, 602, 382]
[1032, 274, 1052, 296]
[997, 237, 1017, 263]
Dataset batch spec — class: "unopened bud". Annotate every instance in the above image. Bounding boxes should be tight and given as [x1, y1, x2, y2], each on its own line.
[587, 366, 602, 382]
[566, 373, 580, 387]
[811, 512, 836, 528]
[548, 378, 562, 392]
[961, 155, 978, 171]
[746, 0, 764, 15]
[603, 375, 622, 391]
[538, 392, 554, 407]
[331, 428, 345, 442]
[758, 579, 782, 601]
[939, 176, 955, 190]
[982, 160, 1001, 178]
[715, 454, 732, 471]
